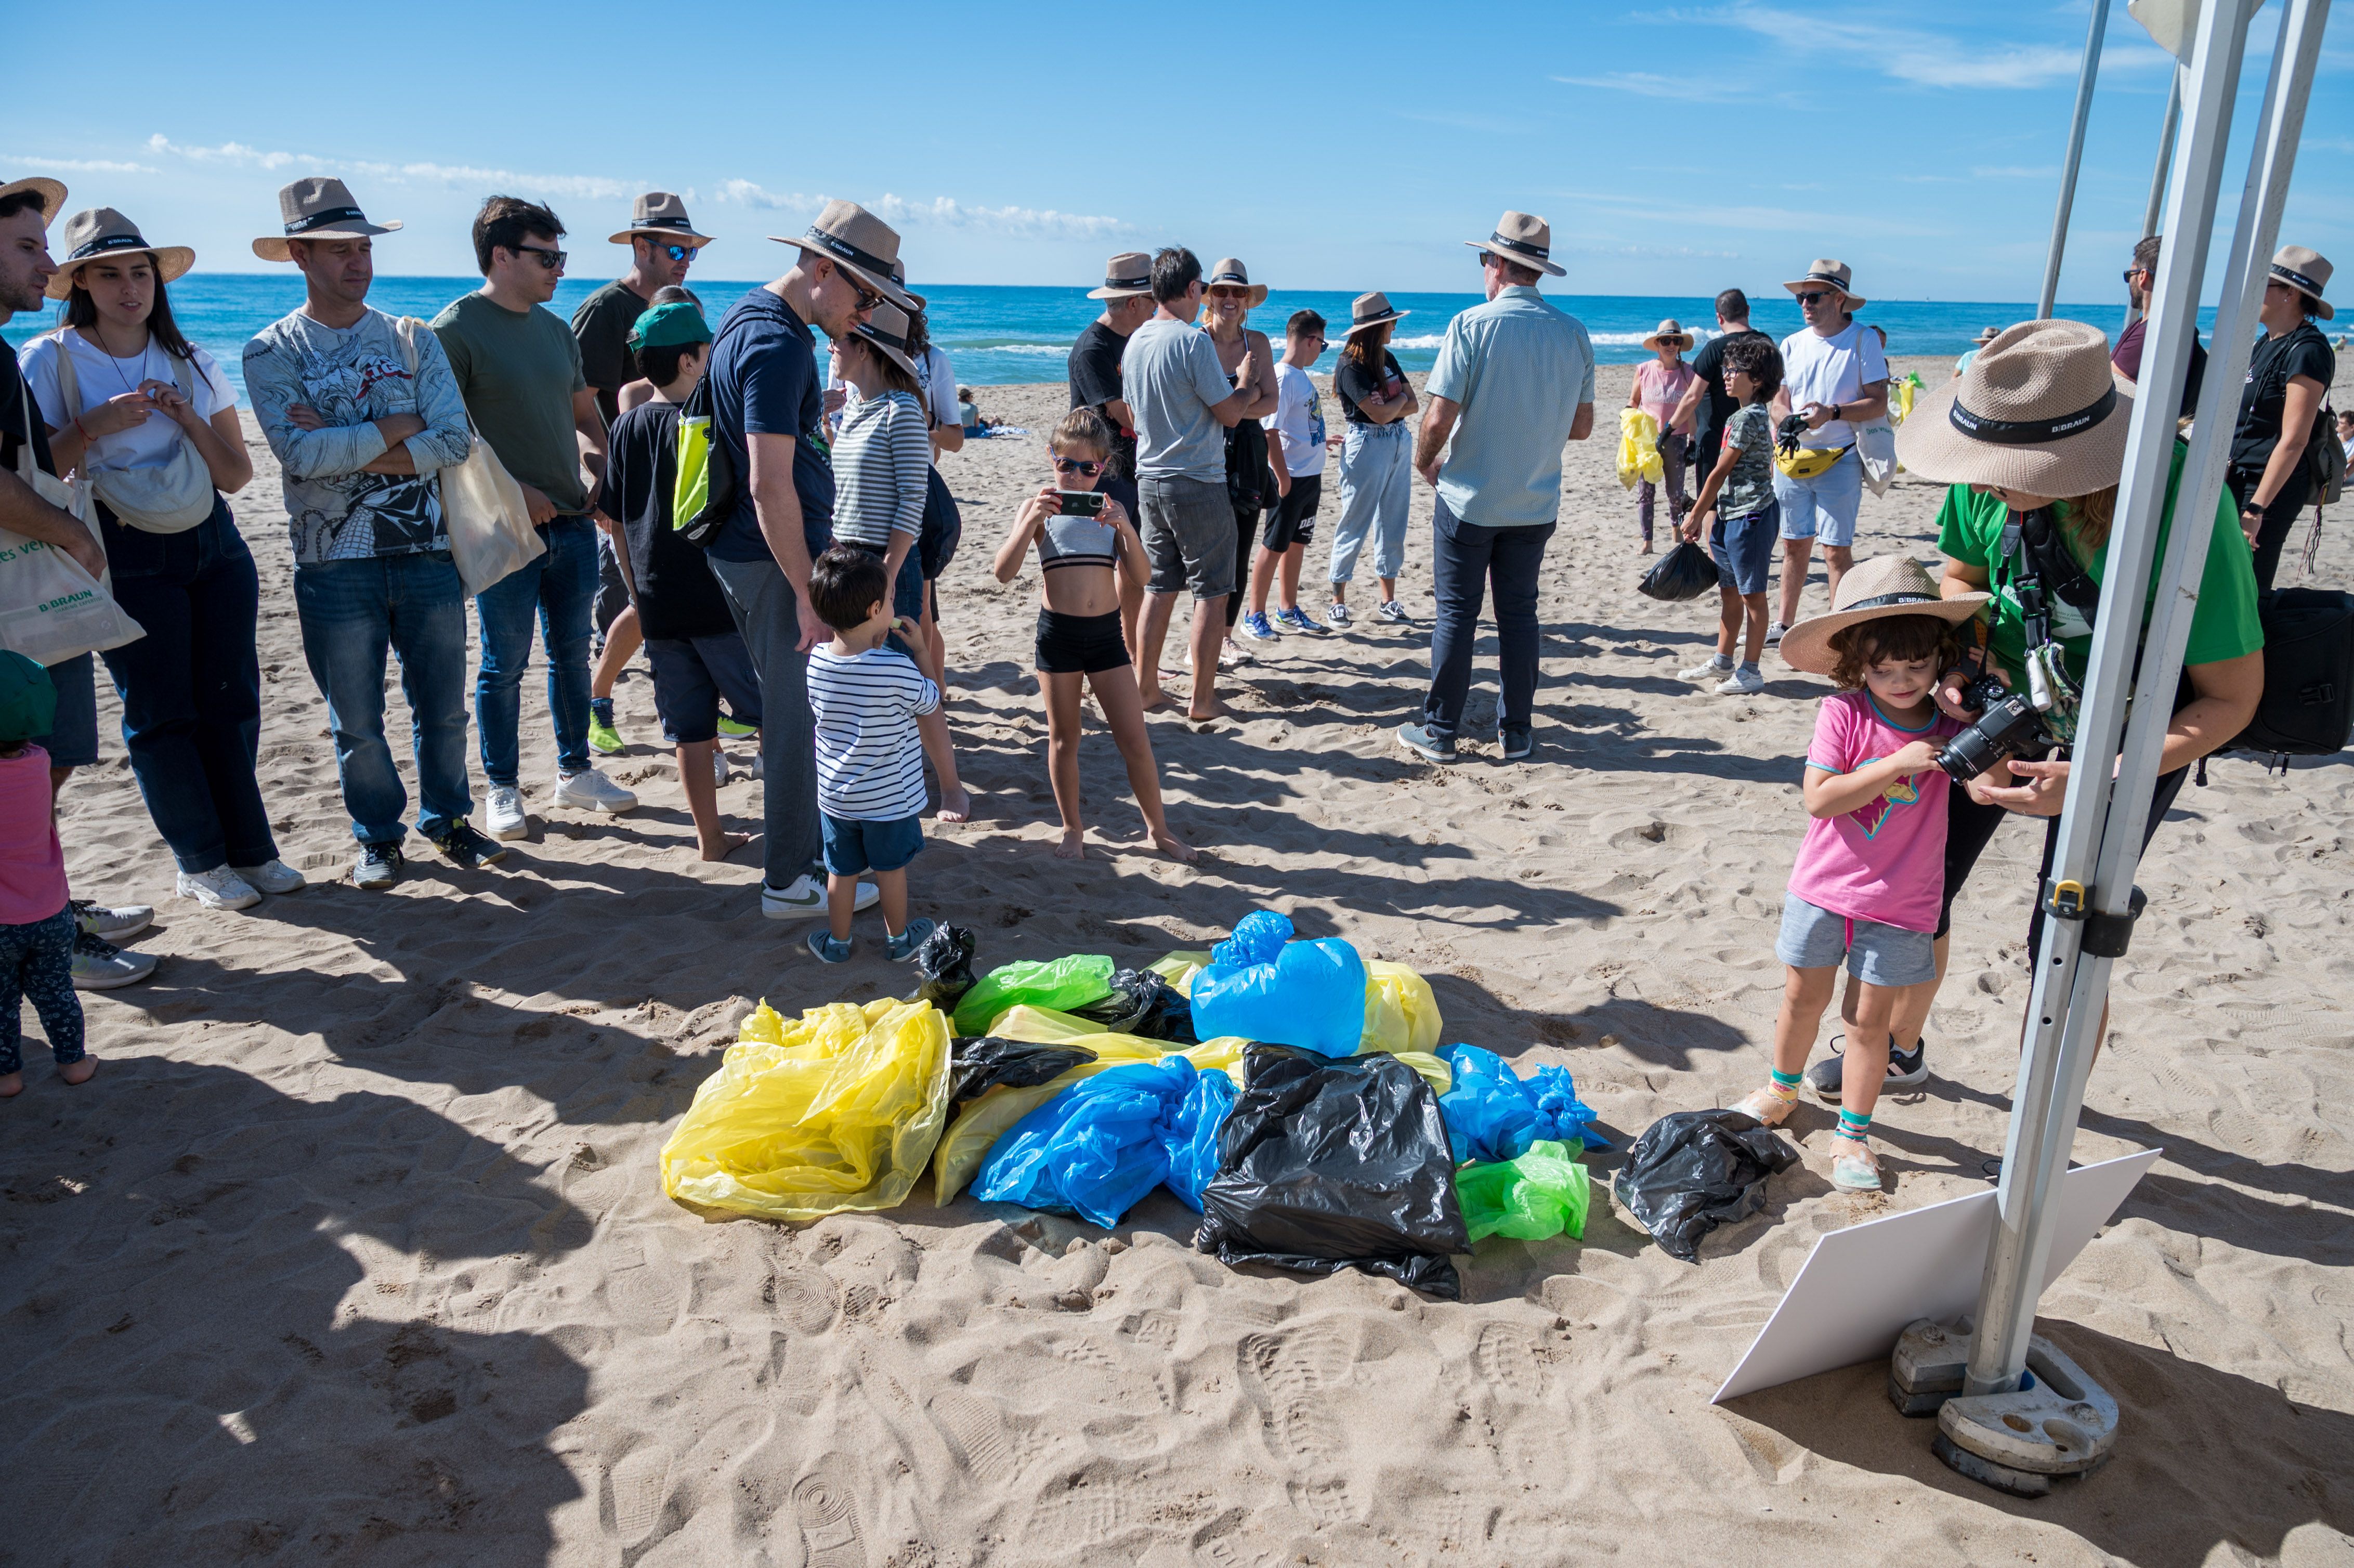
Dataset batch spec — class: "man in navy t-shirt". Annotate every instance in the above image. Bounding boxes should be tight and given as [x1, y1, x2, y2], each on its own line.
[703, 198, 917, 921]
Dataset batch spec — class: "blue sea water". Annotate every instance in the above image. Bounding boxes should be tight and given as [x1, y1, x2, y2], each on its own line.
[6, 273, 2197, 401]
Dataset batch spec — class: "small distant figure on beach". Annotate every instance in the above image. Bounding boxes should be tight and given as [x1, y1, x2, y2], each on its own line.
[1326, 291, 1417, 629]
[1628, 318, 1696, 554]
[1952, 324, 1999, 380]
[957, 386, 996, 436]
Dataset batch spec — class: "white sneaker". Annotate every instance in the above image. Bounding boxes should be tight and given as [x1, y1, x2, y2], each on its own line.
[232, 858, 307, 895]
[555, 767, 637, 815]
[761, 873, 880, 920]
[1326, 602, 1352, 628]
[177, 865, 261, 911]
[1716, 665, 1766, 695]
[485, 785, 529, 841]
[712, 749, 730, 788]
[72, 899, 152, 942]
[1678, 658, 1733, 682]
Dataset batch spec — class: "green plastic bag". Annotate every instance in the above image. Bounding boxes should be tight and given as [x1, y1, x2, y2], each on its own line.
[1456, 1139, 1590, 1245]
[952, 954, 1115, 1037]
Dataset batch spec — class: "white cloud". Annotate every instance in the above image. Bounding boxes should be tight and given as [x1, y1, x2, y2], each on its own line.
[3, 154, 158, 174]
[1712, 5, 2085, 88]
[713, 180, 822, 211]
[1969, 165, 2062, 180]
[149, 135, 632, 201]
[716, 181, 1124, 238]
[148, 134, 309, 169]
[1553, 72, 1716, 100]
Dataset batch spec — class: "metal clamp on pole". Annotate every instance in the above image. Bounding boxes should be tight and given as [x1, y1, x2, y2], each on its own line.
[2081, 888, 2148, 958]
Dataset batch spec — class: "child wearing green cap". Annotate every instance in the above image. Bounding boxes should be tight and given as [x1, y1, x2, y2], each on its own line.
[0, 651, 91, 1096]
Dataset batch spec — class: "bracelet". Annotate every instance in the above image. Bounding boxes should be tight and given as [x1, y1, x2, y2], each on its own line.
[72, 415, 91, 442]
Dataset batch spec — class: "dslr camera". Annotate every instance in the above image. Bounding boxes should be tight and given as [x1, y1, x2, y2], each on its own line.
[1935, 673, 2047, 782]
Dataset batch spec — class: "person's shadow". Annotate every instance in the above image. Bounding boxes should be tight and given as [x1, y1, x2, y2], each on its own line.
[6, 1058, 594, 1561]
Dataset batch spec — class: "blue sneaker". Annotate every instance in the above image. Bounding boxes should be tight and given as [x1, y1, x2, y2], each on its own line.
[886, 918, 938, 962]
[1239, 610, 1281, 643]
[1276, 606, 1325, 634]
[1397, 723, 1458, 764]
[805, 930, 853, 964]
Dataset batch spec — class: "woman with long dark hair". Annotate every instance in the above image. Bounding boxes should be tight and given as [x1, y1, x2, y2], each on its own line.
[1325, 292, 1418, 625]
[24, 208, 300, 911]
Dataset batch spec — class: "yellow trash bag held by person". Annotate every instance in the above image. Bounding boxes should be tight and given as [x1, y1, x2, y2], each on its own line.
[660, 997, 952, 1221]
[1617, 408, 1664, 490]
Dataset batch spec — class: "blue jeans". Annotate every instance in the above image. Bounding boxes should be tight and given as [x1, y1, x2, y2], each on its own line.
[473, 516, 597, 787]
[1421, 498, 1555, 744]
[96, 494, 276, 873]
[0, 908, 81, 1077]
[292, 551, 472, 846]
[1328, 420, 1413, 585]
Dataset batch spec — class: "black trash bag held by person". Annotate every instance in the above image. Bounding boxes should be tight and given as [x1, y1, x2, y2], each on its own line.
[1068, 968, 1198, 1043]
[1196, 1044, 1469, 1298]
[910, 925, 979, 1013]
[1612, 1108, 1799, 1263]
[947, 1038, 1100, 1109]
[1637, 540, 1719, 604]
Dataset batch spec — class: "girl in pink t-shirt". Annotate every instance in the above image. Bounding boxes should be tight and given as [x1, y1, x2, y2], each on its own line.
[1628, 321, 1698, 552]
[1732, 559, 1987, 1192]
[0, 651, 90, 1098]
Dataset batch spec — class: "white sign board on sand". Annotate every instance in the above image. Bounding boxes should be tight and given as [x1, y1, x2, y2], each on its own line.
[1711, 1147, 2161, 1404]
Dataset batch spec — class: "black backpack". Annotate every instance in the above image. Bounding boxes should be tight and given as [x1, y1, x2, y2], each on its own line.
[2225, 587, 2354, 767]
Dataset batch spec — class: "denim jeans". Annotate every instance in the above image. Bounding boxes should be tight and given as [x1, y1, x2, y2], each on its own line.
[293, 550, 472, 845]
[473, 515, 597, 787]
[1421, 497, 1555, 744]
[1771, 447, 1863, 546]
[708, 552, 822, 888]
[96, 494, 276, 873]
[1328, 420, 1413, 585]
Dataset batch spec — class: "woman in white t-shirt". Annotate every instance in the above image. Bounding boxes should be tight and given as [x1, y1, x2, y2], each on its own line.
[24, 208, 302, 912]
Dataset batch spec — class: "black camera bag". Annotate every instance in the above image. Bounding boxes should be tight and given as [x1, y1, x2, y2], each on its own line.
[2228, 587, 2354, 761]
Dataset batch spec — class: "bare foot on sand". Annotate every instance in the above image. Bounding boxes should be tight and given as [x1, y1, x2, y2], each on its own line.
[1153, 830, 1200, 864]
[1054, 830, 1086, 860]
[696, 832, 752, 863]
[61, 1057, 95, 1087]
[1139, 689, 1177, 714]
[1187, 699, 1234, 724]
[937, 786, 973, 824]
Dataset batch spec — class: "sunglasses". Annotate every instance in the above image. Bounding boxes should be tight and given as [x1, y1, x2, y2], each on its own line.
[1207, 285, 1248, 298]
[1796, 290, 1833, 306]
[826, 268, 882, 311]
[516, 243, 567, 271]
[2122, 267, 2147, 285]
[660, 243, 692, 263]
[1054, 458, 1104, 476]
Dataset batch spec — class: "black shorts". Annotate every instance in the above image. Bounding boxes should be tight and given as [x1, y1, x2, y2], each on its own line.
[1263, 473, 1323, 551]
[1036, 608, 1130, 675]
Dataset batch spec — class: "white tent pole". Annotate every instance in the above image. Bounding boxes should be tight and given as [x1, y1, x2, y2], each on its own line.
[2128, 64, 2188, 333]
[2042, 0, 2114, 320]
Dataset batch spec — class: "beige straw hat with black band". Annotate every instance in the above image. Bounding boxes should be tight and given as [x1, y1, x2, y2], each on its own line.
[1642, 318, 1692, 350]
[1462, 210, 1566, 277]
[1203, 258, 1267, 309]
[609, 191, 713, 248]
[849, 300, 921, 380]
[2270, 245, 2333, 320]
[1777, 555, 1990, 676]
[773, 199, 918, 312]
[888, 257, 925, 314]
[1784, 258, 1865, 310]
[1341, 291, 1409, 337]
[0, 176, 68, 221]
[1894, 320, 2133, 499]
[45, 208, 194, 300]
[253, 177, 401, 262]
[1087, 251, 1154, 300]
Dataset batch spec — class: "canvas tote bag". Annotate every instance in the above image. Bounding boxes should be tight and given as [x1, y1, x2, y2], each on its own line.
[0, 394, 145, 665]
[45, 331, 215, 532]
[390, 318, 544, 596]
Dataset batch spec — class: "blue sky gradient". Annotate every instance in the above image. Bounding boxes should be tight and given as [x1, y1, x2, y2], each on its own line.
[4, 1, 2346, 306]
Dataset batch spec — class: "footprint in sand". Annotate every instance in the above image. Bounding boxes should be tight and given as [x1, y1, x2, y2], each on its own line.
[767, 1266, 840, 1336]
[607, 1445, 671, 1544]
[1473, 1320, 1547, 1402]
[1239, 1326, 1351, 1470]
[791, 1471, 865, 1568]
[926, 1388, 1018, 1483]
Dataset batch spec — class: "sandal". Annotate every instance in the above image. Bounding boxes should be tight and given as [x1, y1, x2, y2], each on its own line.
[1730, 1086, 1796, 1127]
[1830, 1132, 1883, 1192]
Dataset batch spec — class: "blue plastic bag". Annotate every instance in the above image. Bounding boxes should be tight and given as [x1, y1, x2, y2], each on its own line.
[1162, 1066, 1237, 1212]
[1192, 910, 1367, 1056]
[1436, 1043, 1602, 1164]
[972, 1057, 1196, 1227]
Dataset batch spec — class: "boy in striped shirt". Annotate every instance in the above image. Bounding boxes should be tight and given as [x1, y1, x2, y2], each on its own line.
[804, 546, 939, 964]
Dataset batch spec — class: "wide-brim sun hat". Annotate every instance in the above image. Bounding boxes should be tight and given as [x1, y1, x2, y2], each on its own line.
[45, 208, 194, 300]
[1777, 555, 1991, 676]
[849, 299, 921, 379]
[2271, 244, 2333, 321]
[609, 190, 713, 249]
[1975, 325, 2003, 345]
[1642, 318, 1692, 350]
[1087, 251, 1154, 300]
[1462, 210, 1566, 277]
[1202, 257, 1267, 309]
[888, 257, 926, 314]
[1784, 258, 1866, 310]
[253, 177, 400, 263]
[773, 199, 918, 313]
[0, 176, 68, 223]
[1895, 319, 2134, 500]
[1341, 291, 1409, 337]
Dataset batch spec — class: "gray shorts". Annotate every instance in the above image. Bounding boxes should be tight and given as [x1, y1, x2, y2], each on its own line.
[1138, 474, 1237, 599]
[1774, 893, 1935, 987]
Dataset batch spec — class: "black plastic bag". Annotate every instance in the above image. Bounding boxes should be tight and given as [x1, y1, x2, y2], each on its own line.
[1637, 540, 1719, 603]
[1612, 1108, 1798, 1263]
[1196, 1045, 1469, 1298]
[910, 925, 978, 1012]
[1067, 968, 1198, 1043]
[948, 1037, 1098, 1108]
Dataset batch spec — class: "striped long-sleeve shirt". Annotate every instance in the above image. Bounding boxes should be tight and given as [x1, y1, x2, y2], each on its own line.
[830, 388, 930, 548]
[807, 644, 940, 821]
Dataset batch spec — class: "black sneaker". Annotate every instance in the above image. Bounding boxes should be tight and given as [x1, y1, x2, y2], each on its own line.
[354, 842, 405, 890]
[431, 820, 508, 869]
[1807, 1033, 1929, 1104]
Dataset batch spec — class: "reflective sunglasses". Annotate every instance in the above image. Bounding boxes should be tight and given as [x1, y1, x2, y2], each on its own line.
[1054, 458, 1104, 476]
[516, 243, 568, 271]
[660, 243, 692, 263]
[1795, 290, 1833, 306]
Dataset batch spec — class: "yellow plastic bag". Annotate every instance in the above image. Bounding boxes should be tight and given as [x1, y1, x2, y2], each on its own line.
[1617, 408, 1664, 490]
[985, 1004, 1104, 1043]
[1148, 949, 1212, 994]
[1361, 960, 1443, 1056]
[1393, 1050, 1453, 1096]
[659, 997, 951, 1222]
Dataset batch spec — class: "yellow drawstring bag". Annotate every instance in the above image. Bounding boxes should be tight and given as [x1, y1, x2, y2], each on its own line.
[659, 997, 952, 1222]
[1617, 409, 1664, 490]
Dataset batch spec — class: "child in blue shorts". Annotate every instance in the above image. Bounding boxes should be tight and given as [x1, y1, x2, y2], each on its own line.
[1681, 334, 1785, 695]
[804, 546, 939, 965]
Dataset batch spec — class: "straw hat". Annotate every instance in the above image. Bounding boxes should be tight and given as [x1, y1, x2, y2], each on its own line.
[1974, 325, 2003, 345]
[888, 257, 925, 314]
[1341, 291, 1409, 337]
[1203, 257, 1267, 309]
[1784, 258, 1865, 309]
[1087, 251, 1154, 300]
[1642, 318, 1693, 351]
[848, 299, 921, 379]
[1462, 210, 1566, 277]
[44, 208, 194, 300]
[253, 177, 401, 263]
[1777, 556, 1990, 676]
[772, 199, 917, 312]
[0, 176, 68, 222]
[2270, 245, 2333, 321]
[609, 191, 712, 249]
[1895, 320, 2133, 499]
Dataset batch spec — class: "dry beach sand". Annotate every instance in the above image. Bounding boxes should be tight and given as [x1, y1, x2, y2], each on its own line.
[7, 354, 2354, 1566]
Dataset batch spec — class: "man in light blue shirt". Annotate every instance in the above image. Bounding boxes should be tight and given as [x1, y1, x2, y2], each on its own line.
[1401, 211, 1595, 764]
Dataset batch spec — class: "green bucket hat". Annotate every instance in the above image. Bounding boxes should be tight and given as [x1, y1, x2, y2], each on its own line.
[0, 651, 58, 749]
[627, 300, 713, 353]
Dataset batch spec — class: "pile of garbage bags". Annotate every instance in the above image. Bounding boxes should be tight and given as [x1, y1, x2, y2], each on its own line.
[660, 909, 1731, 1292]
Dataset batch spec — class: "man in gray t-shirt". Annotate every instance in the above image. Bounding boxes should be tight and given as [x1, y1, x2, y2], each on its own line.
[1118, 247, 1257, 720]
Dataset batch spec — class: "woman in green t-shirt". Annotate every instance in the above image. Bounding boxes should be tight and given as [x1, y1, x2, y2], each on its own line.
[1802, 321, 2264, 1107]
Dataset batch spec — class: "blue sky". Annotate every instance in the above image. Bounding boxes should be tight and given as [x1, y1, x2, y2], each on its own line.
[4, 1, 2346, 304]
